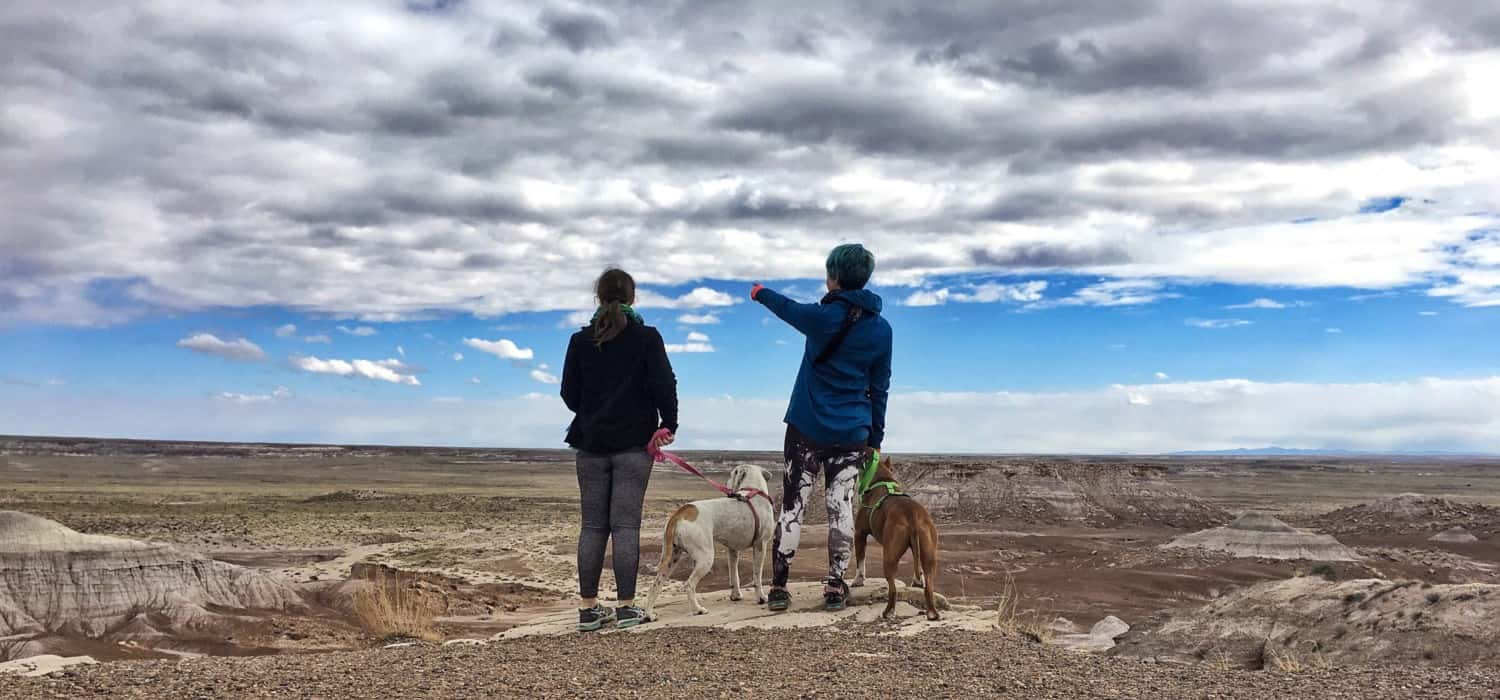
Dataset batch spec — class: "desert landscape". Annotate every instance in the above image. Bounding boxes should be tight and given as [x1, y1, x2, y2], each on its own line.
[1, 435, 1499, 698]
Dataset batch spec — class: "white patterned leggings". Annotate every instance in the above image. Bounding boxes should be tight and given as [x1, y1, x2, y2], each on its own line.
[771, 428, 863, 588]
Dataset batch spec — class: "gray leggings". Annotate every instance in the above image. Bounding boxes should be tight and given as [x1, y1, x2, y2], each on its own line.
[575, 449, 654, 601]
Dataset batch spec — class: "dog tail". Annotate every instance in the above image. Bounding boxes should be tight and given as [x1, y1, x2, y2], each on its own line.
[647, 504, 697, 614]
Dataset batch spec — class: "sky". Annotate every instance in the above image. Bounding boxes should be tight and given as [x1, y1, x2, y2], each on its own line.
[2, 1, 1499, 453]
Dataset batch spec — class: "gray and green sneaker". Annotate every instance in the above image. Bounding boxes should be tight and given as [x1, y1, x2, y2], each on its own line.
[577, 604, 616, 632]
[615, 605, 649, 629]
[766, 588, 791, 612]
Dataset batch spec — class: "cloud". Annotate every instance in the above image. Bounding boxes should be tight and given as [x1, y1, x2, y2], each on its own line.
[636, 287, 738, 310]
[1226, 298, 1288, 310]
[338, 326, 377, 337]
[1186, 319, 1252, 329]
[290, 356, 421, 386]
[1154, 372, 1169, 380]
[396, 345, 405, 357]
[275, 324, 297, 338]
[1051, 280, 1174, 307]
[1419, 311, 1439, 316]
[452, 352, 464, 361]
[666, 331, 715, 353]
[463, 337, 535, 361]
[11, 376, 1500, 454]
[1325, 327, 1343, 334]
[560, 310, 594, 328]
[303, 334, 332, 344]
[216, 386, 293, 404]
[904, 281, 1048, 307]
[530, 368, 560, 384]
[468, 377, 481, 384]
[678, 312, 721, 325]
[177, 333, 266, 362]
[1, 1, 1498, 328]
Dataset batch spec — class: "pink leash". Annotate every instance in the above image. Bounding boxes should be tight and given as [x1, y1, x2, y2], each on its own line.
[648, 428, 774, 544]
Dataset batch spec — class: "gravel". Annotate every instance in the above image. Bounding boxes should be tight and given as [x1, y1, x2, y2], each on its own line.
[5, 628, 1497, 699]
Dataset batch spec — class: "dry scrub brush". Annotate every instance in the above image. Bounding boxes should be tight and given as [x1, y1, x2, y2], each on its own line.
[353, 570, 442, 643]
[993, 568, 1051, 643]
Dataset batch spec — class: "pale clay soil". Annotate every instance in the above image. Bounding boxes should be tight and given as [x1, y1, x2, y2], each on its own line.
[5, 440, 1500, 697]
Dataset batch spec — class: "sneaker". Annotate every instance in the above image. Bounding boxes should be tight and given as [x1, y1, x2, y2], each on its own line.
[823, 578, 850, 611]
[615, 605, 649, 629]
[766, 588, 791, 612]
[577, 604, 616, 632]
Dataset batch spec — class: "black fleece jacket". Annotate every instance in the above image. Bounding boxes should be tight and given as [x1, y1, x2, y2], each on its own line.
[561, 321, 679, 454]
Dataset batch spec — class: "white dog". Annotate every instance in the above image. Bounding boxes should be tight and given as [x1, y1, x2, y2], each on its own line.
[645, 464, 775, 617]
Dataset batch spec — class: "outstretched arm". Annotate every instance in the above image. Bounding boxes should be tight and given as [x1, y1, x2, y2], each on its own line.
[752, 285, 823, 336]
[868, 342, 891, 450]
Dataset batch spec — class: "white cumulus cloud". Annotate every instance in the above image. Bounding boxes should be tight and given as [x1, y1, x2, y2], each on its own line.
[463, 337, 535, 361]
[530, 368, 560, 384]
[678, 312, 721, 325]
[274, 323, 297, 338]
[290, 356, 420, 386]
[177, 333, 265, 362]
[337, 326, 377, 337]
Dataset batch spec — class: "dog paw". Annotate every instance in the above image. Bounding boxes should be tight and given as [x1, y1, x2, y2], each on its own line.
[756, 596, 767, 605]
[694, 608, 709, 616]
[910, 578, 926, 588]
[851, 578, 866, 588]
[926, 612, 942, 622]
[729, 592, 742, 602]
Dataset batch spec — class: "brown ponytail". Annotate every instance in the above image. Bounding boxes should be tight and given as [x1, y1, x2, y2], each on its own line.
[592, 268, 636, 348]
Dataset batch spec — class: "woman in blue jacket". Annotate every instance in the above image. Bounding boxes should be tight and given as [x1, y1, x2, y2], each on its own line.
[751, 243, 892, 611]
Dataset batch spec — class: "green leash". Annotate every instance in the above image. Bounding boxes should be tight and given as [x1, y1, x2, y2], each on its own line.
[857, 450, 905, 529]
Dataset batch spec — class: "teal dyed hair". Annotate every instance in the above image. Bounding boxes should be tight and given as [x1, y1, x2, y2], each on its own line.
[825, 243, 876, 290]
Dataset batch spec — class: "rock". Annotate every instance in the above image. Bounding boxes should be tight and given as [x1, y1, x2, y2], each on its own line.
[0, 654, 96, 677]
[1051, 615, 1130, 652]
[0, 511, 303, 659]
[1430, 527, 1480, 544]
[1163, 512, 1359, 561]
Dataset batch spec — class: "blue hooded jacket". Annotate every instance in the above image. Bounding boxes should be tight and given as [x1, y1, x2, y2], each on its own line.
[755, 287, 892, 449]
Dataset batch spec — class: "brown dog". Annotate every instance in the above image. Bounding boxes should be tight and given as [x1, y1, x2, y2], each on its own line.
[851, 455, 940, 620]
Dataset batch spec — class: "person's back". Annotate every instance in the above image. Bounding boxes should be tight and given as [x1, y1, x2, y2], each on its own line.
[560, 268, 677, 632]
[750, 243, 892, 612]
[564, 320, 676, 454]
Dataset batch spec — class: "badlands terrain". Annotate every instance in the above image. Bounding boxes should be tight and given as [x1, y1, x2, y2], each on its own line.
[2, 435, 1500, 698]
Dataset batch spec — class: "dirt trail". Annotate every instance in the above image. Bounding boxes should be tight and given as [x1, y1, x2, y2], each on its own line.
[5, 627, 1494, 699]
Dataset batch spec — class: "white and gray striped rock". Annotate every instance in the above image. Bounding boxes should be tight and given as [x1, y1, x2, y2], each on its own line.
[0, 511, 302, 659]
[1163, 512, 1359, 561]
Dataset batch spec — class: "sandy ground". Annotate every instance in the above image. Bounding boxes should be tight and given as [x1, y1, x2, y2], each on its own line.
[4, 437, 1500, 695]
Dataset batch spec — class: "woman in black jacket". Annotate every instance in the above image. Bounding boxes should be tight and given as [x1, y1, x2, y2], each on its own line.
[560, 268, 678, 631]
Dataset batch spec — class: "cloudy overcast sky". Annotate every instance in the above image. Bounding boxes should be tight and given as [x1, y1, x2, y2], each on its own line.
[2, 0, 1499, 452]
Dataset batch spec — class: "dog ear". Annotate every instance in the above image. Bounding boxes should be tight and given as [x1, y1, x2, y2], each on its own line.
[727, 465, 746, 489]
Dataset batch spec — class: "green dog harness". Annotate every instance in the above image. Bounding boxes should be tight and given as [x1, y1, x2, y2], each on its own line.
[858, 450, 909, 529]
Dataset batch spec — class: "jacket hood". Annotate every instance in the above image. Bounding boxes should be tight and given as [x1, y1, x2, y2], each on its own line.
[829, 288, 883, 314]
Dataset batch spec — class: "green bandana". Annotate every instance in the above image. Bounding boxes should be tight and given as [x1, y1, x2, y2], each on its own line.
[592, 303, 644, 325]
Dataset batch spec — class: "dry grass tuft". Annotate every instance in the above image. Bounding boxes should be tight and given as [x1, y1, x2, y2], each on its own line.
[993, 568, 1051, 643]
[1206, 649, 1236, 672]
[353, 570, 442, 643]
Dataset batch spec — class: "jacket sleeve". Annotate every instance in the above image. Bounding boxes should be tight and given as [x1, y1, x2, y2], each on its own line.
[560, 334, 582, 413]
[645, 327, 679, 433]
[868, 336, 892, 450]
[754, 287, 824, 336]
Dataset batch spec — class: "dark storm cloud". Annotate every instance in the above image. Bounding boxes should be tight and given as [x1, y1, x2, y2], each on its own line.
[540, 7, 616, 53]
[1, 0, 1496, 324]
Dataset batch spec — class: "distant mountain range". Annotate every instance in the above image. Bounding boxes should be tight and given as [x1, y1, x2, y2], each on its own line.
[1166, 446, 1493, 457]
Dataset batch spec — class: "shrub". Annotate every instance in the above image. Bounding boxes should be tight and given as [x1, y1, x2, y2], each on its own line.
[1425, 592, 1441, 605]
[1343, 591, 1366, 604]
[353, 570, 442, 643]
[993, 569, 1051, 643]
[1310, 564, 1339, 581]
